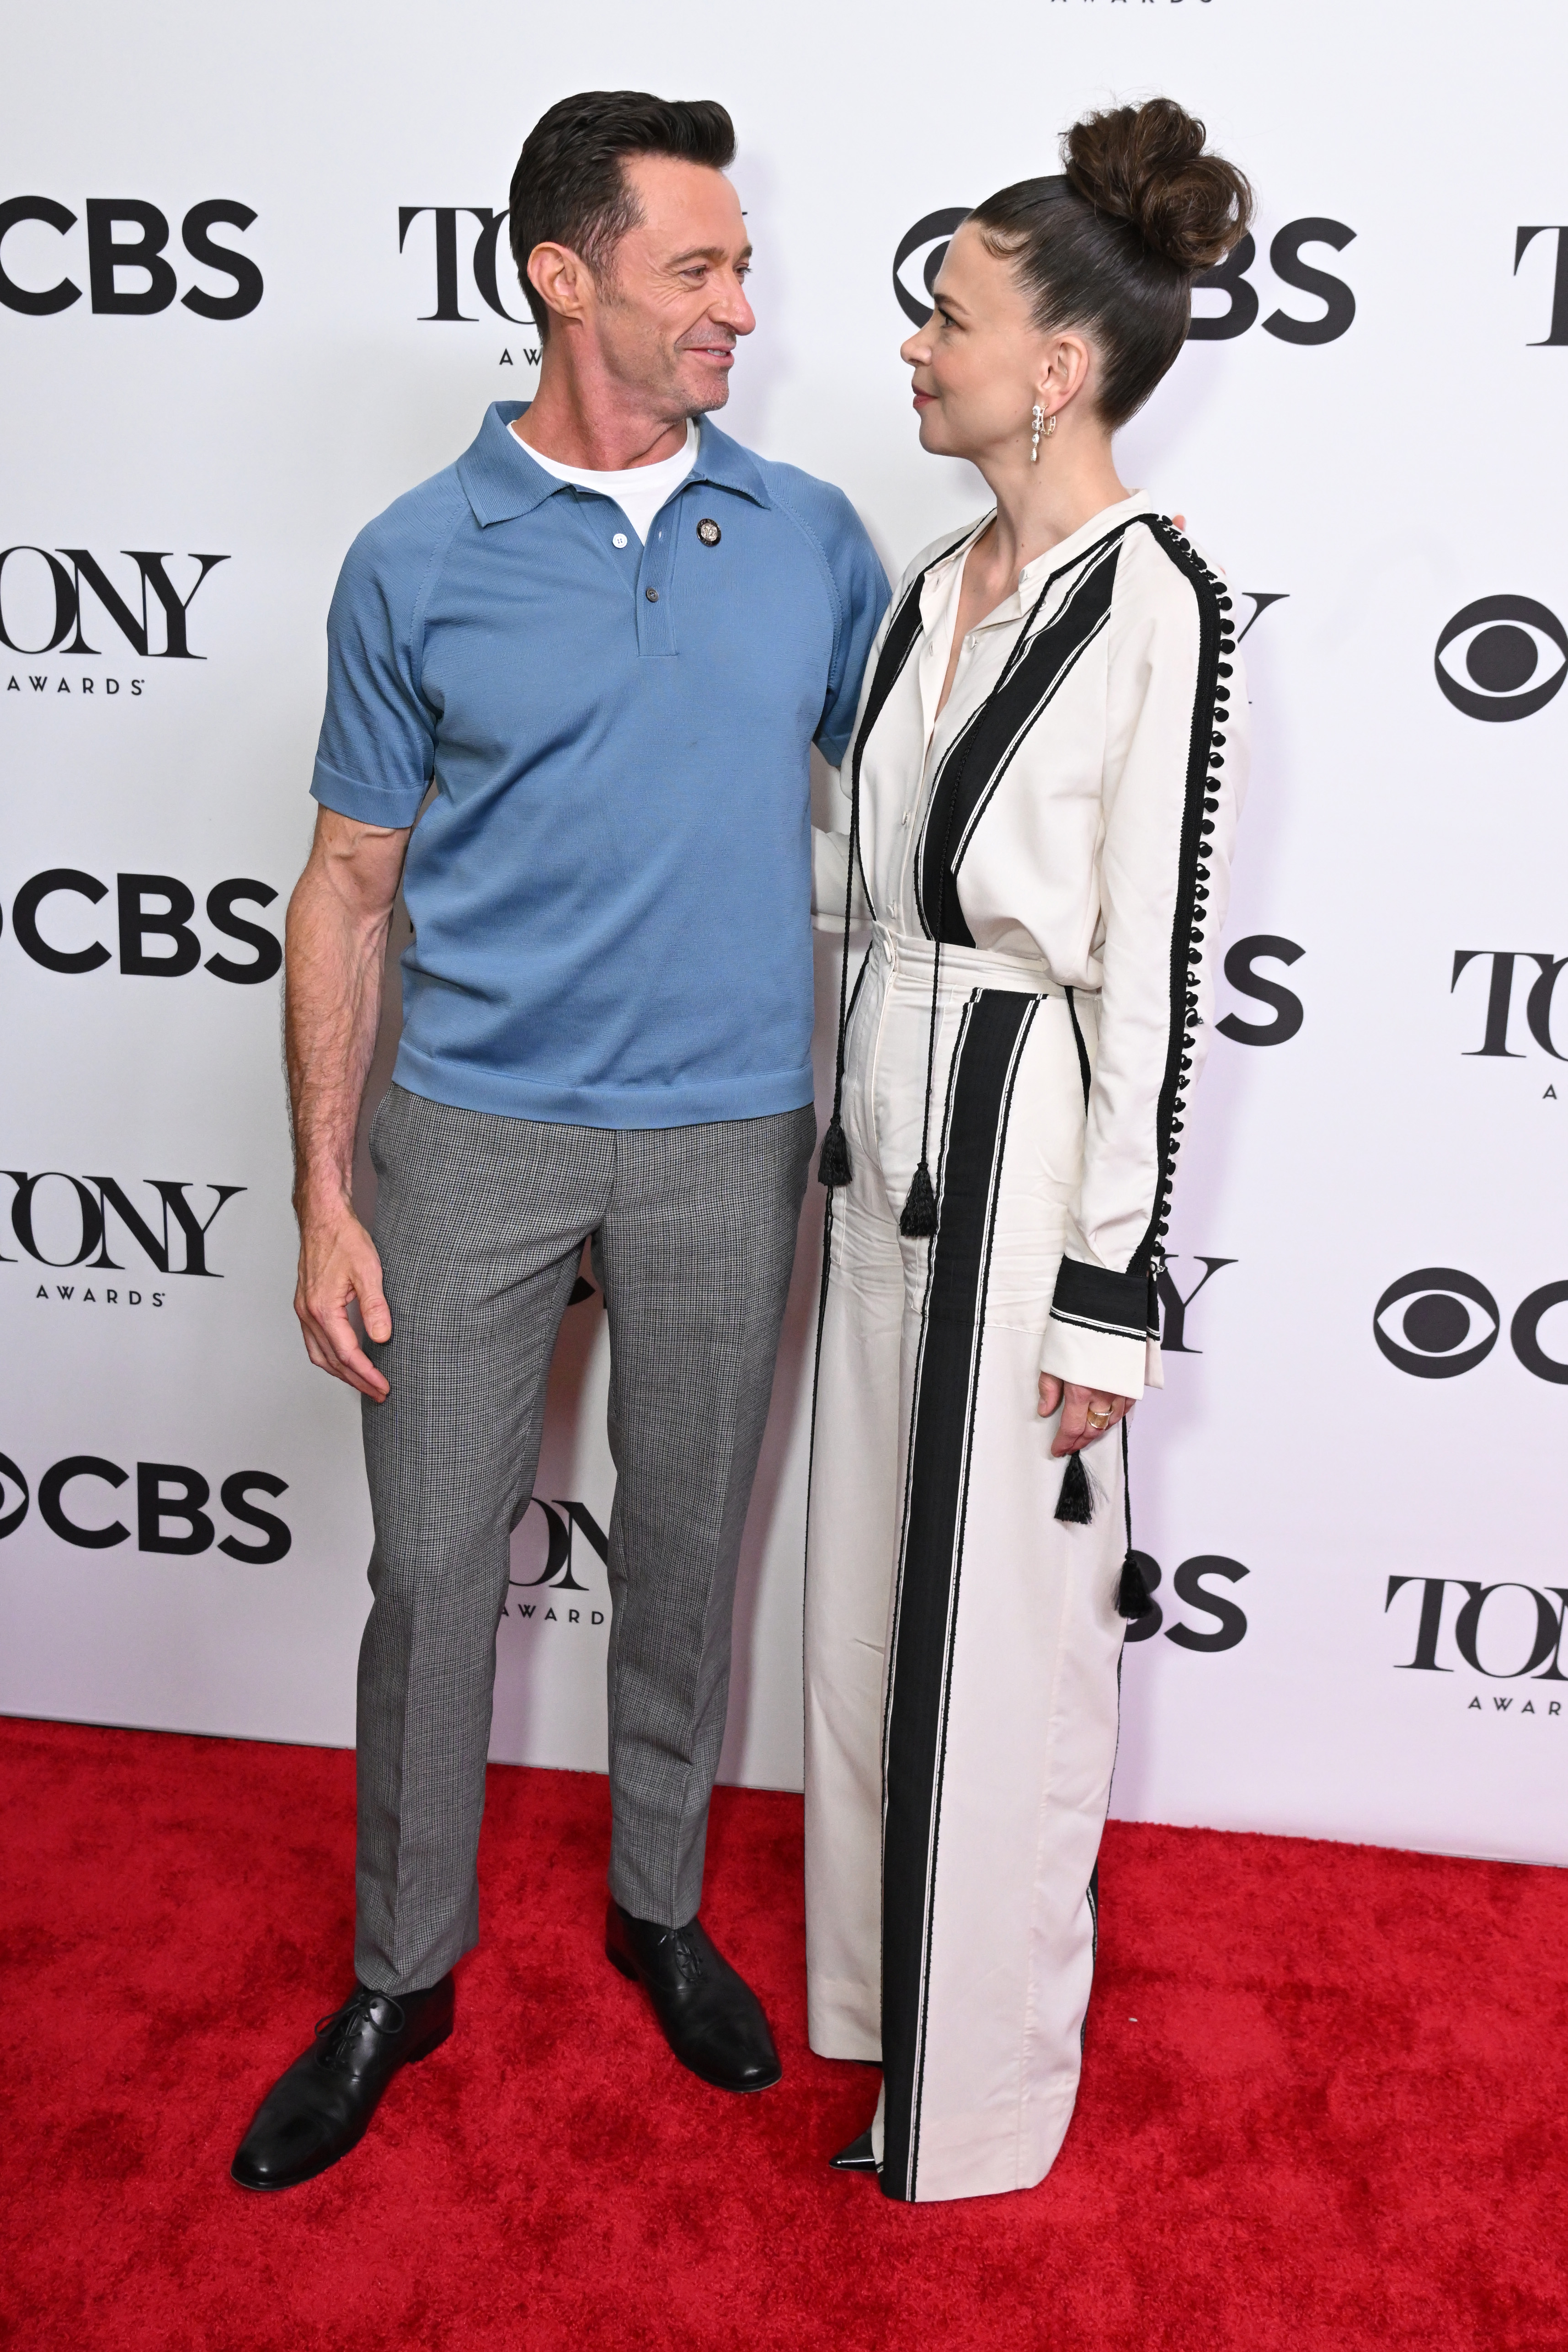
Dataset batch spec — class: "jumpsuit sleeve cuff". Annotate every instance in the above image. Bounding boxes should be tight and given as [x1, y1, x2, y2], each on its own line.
[1040, 1322, 1147, 1402]
[1041, 1258, 1152, 1401]
[812, 825, 868, 927]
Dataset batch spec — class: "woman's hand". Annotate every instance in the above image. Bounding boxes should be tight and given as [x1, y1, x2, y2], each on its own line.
[1038, 1376, 1131, 1457]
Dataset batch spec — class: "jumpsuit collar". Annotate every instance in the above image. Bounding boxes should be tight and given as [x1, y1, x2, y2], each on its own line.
[919, 487, 1162, 638]
[914, 489, 1162, 755]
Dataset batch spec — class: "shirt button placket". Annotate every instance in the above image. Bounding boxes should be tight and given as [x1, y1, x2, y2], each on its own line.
[636, 508, 677, 657]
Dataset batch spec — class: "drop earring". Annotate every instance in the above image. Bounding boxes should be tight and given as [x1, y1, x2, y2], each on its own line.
[1030, 403, 1044, 463]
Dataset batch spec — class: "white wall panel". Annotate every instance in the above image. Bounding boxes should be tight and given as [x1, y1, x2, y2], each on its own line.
[3, 0, 1565, 1859]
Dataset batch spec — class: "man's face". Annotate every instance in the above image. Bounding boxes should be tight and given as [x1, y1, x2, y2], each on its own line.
[586, 155, 755, 417]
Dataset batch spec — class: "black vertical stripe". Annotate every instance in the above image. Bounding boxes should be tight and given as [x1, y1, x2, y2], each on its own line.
[847, 527, 978, 916]
[880, 988, 1038, 2203]
[917, 534, 1125, 944]
[854, 576, 927, 786]
[1064, 987, 1092, 1110]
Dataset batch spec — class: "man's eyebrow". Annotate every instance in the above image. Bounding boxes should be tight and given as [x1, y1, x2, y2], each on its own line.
[666, 243, 753, 267]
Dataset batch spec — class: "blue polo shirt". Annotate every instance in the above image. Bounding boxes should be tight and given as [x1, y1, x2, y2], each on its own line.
[311, 401, 889, 1127]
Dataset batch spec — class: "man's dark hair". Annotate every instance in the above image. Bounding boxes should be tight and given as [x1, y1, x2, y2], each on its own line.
[509, 91, 736, 341]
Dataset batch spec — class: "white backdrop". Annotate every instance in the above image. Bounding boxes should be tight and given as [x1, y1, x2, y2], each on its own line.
[4, 0, 1567, 1868]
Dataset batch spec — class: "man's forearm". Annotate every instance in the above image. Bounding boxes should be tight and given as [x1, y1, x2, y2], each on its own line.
[284, 814, 409, 1221]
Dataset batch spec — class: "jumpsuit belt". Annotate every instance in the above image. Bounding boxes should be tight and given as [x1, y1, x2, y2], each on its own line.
[869, 921, 1070, 1000]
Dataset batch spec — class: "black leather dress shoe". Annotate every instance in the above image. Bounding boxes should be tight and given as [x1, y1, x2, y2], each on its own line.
[605, 1900, 781, 2092]
[230, 1976, 453, 2192]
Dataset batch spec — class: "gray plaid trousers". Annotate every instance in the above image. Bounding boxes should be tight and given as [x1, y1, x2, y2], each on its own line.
[355, 1084, 814, 1995]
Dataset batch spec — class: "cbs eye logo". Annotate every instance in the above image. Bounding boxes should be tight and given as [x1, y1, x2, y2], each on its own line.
[1435, 596, 1568, 721]
[892, 209, 969, 326]
[1374, 1267, 1568, 1383]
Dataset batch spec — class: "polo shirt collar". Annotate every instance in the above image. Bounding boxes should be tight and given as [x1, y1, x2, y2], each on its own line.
[456, 403, 555, 525]
[456, 401, 772, 528]
[685, 416, 772, 510]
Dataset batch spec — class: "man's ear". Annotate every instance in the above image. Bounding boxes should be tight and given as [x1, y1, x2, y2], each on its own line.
[527, 241, 592, 332]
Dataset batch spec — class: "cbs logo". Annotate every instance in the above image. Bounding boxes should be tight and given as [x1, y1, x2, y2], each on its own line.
[1373, 1268, 1568, 1383]
[892, 211, 1356, 343]
[892, 210, 969, 326]
[1435, 596, 1567, 722]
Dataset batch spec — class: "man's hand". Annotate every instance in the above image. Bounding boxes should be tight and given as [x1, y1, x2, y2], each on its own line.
[1038, 1375, 1131, 1456]
[283, 806, 411, 1399]
[294, 1200, 392, 1401]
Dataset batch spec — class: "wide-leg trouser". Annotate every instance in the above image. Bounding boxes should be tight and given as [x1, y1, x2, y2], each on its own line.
[804, 929, 1127, 2203]
[355, 1084, 815, 1997]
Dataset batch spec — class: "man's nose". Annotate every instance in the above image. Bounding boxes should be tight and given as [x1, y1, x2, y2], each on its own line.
[709, 275, 756, 336]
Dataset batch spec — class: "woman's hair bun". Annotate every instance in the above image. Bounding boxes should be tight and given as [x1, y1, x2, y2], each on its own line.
[1063, 98, 1253, 277]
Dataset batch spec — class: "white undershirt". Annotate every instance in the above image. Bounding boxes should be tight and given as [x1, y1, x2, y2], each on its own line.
[507, 416, 699, 544]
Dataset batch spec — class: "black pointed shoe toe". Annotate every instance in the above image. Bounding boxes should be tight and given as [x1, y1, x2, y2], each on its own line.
[230, 1974, 453, 2192]
[829, 2126, 879, 2173]
[605, 1899, 781, 2093]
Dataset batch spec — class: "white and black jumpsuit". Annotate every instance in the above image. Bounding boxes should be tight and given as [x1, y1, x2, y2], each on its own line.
[804, 492, 1248, 2203]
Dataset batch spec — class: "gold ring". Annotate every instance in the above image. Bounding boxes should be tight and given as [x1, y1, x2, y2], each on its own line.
[1085, 1406, 1112, 1429]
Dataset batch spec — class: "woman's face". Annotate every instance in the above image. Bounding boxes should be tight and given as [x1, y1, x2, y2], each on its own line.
[901, 219, 1078, 464]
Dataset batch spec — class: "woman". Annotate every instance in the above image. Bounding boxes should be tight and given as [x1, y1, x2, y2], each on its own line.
[804, 98, 1253, 2203]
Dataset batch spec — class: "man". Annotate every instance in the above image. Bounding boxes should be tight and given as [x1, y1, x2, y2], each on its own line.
[231, 91, 888, 2192]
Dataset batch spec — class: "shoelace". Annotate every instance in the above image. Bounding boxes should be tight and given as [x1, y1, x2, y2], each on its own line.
[314, 1985, 404, 2065]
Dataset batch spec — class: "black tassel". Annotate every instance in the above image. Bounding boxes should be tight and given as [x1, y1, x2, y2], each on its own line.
[1054, 1450, 1094, 1525]
[817, 1116, 852, 1190]
[1117, 1550, 1154, 1620]
[899, 1159, 938, 1238]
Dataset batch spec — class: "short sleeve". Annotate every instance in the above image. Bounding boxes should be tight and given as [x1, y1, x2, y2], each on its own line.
[814, 498, 892, 768]
[309, 526, 437, 827]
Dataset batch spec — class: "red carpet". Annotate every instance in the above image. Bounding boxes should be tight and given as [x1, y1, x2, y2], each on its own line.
[2, 1717, 1563, 2352]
